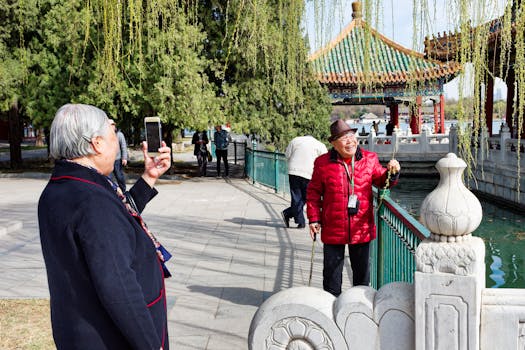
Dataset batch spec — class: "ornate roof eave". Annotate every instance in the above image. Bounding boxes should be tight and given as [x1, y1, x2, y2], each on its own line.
[315, 61, 462, 86]
[424, 16, 518, 62]
[309, 6, 462, 89]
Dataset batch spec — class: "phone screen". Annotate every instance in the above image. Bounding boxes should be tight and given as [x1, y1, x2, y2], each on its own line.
[145, 121, 162, 153]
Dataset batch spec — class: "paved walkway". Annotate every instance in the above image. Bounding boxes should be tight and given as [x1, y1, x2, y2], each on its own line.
[0, 154, 353, 349]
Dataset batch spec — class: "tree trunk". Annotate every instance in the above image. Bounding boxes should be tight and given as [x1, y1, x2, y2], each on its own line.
[8, 100, 22, 169]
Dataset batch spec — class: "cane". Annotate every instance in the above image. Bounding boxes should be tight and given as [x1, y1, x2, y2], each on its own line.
[308, 233, 316, 287]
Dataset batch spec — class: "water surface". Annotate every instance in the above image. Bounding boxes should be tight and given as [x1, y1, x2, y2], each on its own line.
[390, 177, 524, 289]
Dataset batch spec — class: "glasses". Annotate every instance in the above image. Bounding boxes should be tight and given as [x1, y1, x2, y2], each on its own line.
[336, 132, 357, 142]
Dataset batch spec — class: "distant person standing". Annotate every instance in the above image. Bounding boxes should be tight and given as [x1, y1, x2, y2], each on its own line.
[109, 119, 128, 192]
[386, 120, 395, 136]
[213, 125, 231, 177]
[192, 130, 209, 176]
[372, 120, 379, 134]
[281, 135, 327, 229]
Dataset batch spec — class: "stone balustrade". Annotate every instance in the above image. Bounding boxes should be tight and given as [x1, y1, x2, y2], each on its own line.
[357, 128, 452, 162]
[471, 124, 525, 207]
[485, 124, 525, 168]
[248, 153, 525, 350]
[358, 124, 524, 207]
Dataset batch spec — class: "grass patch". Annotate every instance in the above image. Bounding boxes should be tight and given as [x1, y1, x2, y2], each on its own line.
[0, 299, 54, 349]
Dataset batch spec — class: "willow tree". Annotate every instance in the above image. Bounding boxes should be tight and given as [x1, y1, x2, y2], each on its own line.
[71, 0, 221, 145]
[0, 0, 72, 167]
[197, 0, 332, 149]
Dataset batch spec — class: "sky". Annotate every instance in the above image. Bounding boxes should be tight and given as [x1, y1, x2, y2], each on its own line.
[302, 0, 509, 100]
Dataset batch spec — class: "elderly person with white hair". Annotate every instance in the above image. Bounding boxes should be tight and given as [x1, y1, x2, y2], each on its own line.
[38, 103, 171, 350]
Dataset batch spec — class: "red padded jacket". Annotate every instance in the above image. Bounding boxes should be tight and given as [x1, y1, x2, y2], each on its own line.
[306, 147, 397, 245]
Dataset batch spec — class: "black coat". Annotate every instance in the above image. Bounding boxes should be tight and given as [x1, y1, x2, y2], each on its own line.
[192, 131, 209, 156]
[38, 161, 168, 349]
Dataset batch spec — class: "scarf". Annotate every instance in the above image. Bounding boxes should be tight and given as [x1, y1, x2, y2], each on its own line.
[109, 178, 172, 278]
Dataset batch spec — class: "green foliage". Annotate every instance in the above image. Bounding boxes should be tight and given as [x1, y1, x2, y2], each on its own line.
[1, 0, 331, 149]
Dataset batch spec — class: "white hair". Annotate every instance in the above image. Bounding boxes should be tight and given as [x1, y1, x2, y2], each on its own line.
[49, 104, 110, 160]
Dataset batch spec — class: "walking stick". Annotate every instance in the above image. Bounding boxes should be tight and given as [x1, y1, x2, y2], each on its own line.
[308, 233, 316, 286]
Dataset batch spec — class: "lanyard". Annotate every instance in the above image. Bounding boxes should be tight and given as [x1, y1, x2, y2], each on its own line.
[343, 156, 355, 195]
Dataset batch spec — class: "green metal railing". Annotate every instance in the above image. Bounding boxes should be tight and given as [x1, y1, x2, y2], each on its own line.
[245, 147, 430, 289]
[245, 145, 289, 194]
[370, 189, 430, 289]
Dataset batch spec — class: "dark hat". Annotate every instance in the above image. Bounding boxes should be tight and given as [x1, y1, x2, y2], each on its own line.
[329, 119, 358, 141]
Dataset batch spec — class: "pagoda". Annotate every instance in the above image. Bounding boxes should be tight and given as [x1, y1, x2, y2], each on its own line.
[309, 1, 461, 134]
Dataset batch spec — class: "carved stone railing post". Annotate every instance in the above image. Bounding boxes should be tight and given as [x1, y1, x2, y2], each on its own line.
[416, 153, 484, 350]
[420, 128, 429, 153]
[499, 123, 511, 162]
[368, 129, 376, 152]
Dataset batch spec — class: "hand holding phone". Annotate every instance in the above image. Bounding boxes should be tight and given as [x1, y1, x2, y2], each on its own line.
[144, 117, 162, 154]
[141, 140, 172, 188]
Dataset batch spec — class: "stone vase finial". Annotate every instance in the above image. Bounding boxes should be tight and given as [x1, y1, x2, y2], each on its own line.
[419, 153, 482, 241]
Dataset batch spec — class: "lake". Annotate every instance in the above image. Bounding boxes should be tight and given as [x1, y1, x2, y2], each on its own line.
[390, 177, 525, 289]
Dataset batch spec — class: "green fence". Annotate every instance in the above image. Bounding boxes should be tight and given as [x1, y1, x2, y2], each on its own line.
[370, 189, 430, 289]
[245, 146, 289, 194]
[245, 146, 430, 289]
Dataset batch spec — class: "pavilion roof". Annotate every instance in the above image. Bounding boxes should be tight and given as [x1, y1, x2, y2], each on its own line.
[309, 8, 461, 87]
[424, 11, 517, 63]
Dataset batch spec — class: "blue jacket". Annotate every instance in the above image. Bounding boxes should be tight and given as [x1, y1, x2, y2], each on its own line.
[214, 129, 230, 150]
[38, 160, 168, 349]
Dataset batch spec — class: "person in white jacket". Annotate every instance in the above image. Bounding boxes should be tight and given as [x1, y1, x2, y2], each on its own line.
[281, 135, 327, 229]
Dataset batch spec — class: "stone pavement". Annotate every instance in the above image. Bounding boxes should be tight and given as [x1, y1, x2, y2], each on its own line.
[0, 155, 353, 349]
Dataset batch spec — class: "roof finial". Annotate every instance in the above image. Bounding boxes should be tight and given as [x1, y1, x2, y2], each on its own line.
[352, 2, 362, 19]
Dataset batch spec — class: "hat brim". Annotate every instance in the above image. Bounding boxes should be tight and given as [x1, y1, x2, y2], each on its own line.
[329, 128, 358, 142]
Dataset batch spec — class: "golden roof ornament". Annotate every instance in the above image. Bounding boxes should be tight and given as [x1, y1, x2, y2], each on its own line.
[352, 2, 362, 19]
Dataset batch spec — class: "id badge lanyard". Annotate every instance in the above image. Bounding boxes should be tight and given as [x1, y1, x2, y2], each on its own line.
[343, 156, 355, 195]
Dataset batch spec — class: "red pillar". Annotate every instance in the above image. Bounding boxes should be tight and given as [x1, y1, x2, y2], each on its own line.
[485, 75, 494, 136]
[390, 103, 399, 127]
[433, 100, 439, 134]
[409, 96, 422, 134]
[440, 94, 445, 134]
[417, 96, 423, 134]
[409, 106, 417, 134]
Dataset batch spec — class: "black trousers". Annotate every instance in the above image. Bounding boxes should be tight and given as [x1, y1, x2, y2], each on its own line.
[215, 149, 229, 176]
[197, 151, 208, 176]
[323, 242, 371, 297]
[283, 175, 309, 226]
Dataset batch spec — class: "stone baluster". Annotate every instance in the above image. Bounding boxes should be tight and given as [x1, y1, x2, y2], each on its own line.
[368, 129, 376, 152]
[478, 126, 489, 162]
[420, 128, 429, 153]
[499, 123, 511, 162]
[392, 128, 399, 155]
[416, 153, 484, 350]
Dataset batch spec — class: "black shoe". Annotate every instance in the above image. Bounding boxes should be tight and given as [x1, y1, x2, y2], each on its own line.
[297, 224, 306, 229]
[281, 211, 290, 228]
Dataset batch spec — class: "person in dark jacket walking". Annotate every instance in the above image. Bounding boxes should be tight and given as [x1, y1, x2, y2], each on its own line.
[192, 130, 209, 176]
[38, 103, 172, 350]
[213, 124, 232, 177]
[306, 119, 400, 297]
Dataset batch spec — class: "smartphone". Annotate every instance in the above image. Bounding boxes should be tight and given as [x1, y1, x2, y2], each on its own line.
[144, 117, 162, 153]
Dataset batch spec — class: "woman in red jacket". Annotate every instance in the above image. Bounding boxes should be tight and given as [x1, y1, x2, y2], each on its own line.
[306, 119, 400, 296]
